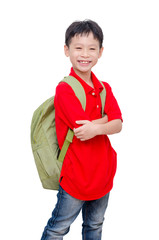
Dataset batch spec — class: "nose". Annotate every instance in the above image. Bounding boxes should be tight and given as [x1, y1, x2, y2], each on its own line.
[81, 48, 89, 58]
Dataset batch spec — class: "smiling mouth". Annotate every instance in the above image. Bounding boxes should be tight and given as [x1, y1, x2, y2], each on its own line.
[78, 60, 91, 64]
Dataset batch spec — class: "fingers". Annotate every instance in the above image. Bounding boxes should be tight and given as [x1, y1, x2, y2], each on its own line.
[74, 126, 86, 141]
[74, 120, 91, 141]
[74, 126, 82, 134]
[74, 120, 88, 137]
[75, 120, 90, 125]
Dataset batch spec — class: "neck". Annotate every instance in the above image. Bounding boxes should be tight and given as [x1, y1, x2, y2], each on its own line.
[73, 69, 94, 88]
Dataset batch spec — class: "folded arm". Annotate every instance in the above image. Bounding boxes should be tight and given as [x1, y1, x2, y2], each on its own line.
[74, 119, 122, 141]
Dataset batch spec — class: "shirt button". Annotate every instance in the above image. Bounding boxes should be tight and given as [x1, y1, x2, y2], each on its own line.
[97, 105, 99, 108]
[92, 92, 95, 96]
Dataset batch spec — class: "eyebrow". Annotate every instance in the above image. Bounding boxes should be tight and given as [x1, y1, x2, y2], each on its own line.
[74, 43, 98, 47]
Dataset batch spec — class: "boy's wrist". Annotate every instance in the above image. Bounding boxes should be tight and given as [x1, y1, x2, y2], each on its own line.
[93, 123, 104, 136]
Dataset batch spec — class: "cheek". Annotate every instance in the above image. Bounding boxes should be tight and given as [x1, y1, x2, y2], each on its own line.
[69, 52, 79, 61]
[91, 51, 101, 59]
[92, 54, 100, 63]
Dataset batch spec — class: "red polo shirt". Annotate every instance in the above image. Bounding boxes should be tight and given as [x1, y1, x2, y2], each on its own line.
[54, 68, 122, 200]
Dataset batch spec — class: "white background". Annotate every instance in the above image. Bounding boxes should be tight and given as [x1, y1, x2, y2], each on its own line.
[0, 0, 159, 239]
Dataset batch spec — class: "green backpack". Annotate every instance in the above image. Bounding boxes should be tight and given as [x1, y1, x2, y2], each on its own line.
[30, 76, 106, 190]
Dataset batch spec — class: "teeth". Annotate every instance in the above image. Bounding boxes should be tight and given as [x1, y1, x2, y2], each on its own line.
[80, 61, 89, 63]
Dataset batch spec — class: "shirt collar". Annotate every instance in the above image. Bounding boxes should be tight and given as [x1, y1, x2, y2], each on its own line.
[69, 67, 103, 94]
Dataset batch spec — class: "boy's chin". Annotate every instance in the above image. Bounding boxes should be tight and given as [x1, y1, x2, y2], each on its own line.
[74, 65, 93, 73]
[75, 68, 92, 75]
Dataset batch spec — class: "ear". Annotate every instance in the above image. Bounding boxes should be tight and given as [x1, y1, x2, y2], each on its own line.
[64, 45, 69, 57]
[98, 47, 104, 59]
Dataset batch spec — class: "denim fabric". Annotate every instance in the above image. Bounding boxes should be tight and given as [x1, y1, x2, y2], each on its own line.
[41, 185, 110, 240]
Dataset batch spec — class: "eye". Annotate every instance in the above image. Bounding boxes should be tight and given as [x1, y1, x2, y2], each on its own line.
[76, 47, 82, 50]
[90, 48, 96, 50]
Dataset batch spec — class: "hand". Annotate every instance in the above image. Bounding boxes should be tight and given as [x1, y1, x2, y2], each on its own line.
[74, 120, 98, 141]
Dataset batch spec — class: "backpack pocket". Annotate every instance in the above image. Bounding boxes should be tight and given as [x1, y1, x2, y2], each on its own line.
[33, 146, 62, 190]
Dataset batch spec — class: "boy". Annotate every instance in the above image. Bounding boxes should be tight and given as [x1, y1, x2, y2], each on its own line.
[41, 20, 122, 240]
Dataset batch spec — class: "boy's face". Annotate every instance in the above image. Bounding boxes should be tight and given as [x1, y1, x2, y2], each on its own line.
[64, 32, 103, 77]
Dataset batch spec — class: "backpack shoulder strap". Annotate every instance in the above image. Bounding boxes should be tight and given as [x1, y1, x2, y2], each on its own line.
[61, 76, 86, 110]
[58, 76, 86, 163]
[99, 81, 106, 117]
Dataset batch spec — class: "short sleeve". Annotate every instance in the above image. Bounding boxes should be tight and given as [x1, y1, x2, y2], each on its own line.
[103, 82, 123, 122]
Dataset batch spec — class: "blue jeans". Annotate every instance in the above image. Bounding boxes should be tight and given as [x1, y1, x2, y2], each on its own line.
[41, 185, 110, 240]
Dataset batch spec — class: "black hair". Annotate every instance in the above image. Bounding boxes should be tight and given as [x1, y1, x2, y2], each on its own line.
[65, 20, 103, 48]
